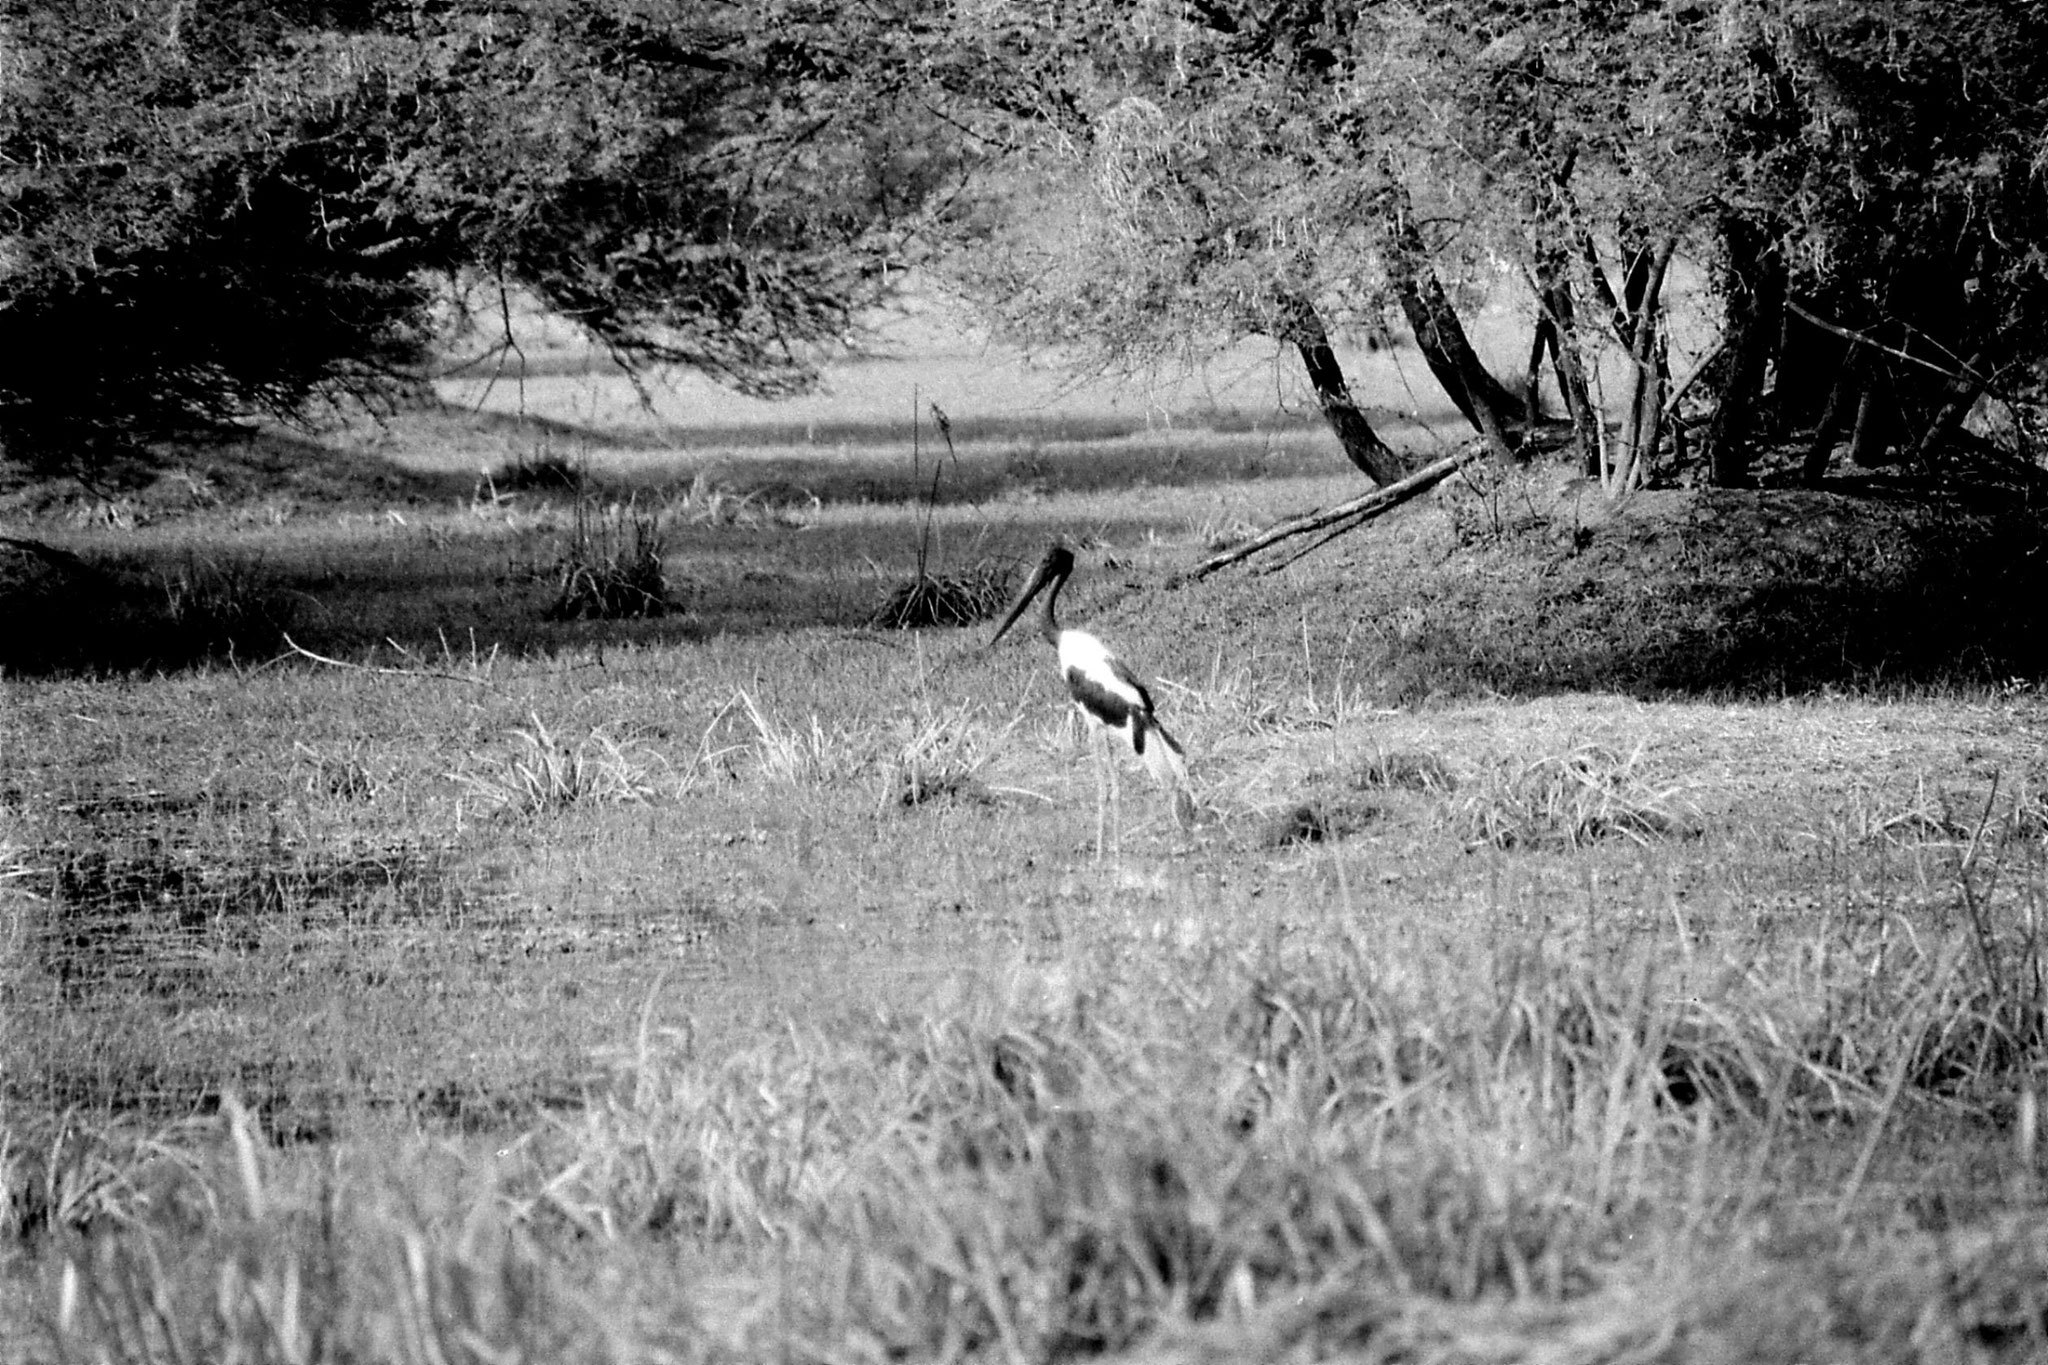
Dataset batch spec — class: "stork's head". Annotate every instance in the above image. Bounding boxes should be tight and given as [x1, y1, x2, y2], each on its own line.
[989, 541, 1075, 646]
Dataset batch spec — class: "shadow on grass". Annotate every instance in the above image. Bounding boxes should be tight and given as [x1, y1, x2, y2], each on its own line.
[0, 539, 306, 675]
[436, 404, 1365, 510]
[9, 455, 2046, 693]
[448, 397, 1337, 454]
[0, 423, 475, 514]
[0, 499, 1207, 674]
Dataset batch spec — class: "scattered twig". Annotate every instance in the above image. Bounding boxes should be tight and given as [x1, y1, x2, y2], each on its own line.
[1957, 773, 2011, 1009]
[280, 633, 497, 686]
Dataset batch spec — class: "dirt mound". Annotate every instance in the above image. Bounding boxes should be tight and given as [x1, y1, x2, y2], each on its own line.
[1124, 471, 2048, 701]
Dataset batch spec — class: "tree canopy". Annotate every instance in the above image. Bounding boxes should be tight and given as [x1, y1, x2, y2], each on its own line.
[3, 0, 2044, 490]
[946, 0, 2048, 490]
[0, 0, 971, 468]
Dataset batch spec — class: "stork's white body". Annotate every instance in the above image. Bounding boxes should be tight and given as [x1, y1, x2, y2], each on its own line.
[992, 543, 1194, 856]
[1056, 629, 1123, 691]
[1056, 629, 1145, 730]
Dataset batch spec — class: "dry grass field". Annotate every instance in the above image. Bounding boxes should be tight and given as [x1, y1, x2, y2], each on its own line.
[4, 318, 2047, 1362]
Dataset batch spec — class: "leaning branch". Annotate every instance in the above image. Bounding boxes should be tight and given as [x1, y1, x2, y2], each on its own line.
[1179, 445, 1487, 581]
[1785, 301, 1988, 389]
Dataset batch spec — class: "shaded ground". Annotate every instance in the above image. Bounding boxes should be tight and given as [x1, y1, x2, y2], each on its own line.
[1122, 465, 2048, 703]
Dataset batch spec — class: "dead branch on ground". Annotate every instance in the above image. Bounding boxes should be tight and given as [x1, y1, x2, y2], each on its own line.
[1178, 445, 1487, 581]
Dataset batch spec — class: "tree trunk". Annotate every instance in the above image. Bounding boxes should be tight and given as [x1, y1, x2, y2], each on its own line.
[1579, 231, 1644, 353]
[1702, 216, 1788, 488]
[1525, 148, 1597, 473]
[1279, 293, 1409, 486]
[1382, 212, 1525, 458]
[1532, 250, 1596, 475]
[1523, 320, 1550, 425]
[1799, 345, 1865, 484]
[1605, 236, 1677, 496]
[1902, 350, 1987, 471]
[1847, 378, 1897, 467]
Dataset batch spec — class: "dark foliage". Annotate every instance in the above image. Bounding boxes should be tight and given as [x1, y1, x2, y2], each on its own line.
[0, 0, 974, 469]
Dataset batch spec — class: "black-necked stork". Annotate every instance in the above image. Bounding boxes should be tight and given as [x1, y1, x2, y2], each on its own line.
[991, 542, 1195, 855]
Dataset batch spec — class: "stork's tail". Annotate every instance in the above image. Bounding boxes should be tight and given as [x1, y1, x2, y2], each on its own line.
[1139, 719, 1197, 828]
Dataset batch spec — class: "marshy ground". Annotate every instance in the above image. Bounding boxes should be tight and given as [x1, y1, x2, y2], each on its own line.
[4, 334, 2047, 1361]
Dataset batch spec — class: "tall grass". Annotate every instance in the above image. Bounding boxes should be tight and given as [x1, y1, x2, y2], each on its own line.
[16, 903, 2048, 1361]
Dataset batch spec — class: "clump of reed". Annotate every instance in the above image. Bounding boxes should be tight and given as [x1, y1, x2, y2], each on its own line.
[544, 497, 672, 621]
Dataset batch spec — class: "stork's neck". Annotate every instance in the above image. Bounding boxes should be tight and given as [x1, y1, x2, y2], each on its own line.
[1039, 570, 1067, 645]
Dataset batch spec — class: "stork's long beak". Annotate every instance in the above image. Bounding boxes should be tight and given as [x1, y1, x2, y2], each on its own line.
[989, 561, 1052, 646]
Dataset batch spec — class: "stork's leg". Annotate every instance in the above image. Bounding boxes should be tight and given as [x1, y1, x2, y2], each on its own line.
[1107, 731, 1124, 859]
[1089, 723, 1110, 862]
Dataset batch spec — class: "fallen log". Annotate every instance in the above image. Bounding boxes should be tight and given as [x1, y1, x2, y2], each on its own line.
[1180, 444, 1487, 581]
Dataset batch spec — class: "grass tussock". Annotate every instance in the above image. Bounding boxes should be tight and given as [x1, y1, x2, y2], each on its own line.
[870, 559, 1013, 629]
[477, 449, 587, 505]
[544, 497, 672, 621]
[1, 1111, 215, 1240]
[291, 739, 381, 801]
[1447, 742, 1702, 851]
[1350, 746, 1457, 793]
[728, 689, 871, 787]
[1162, 660, 1378, 742]
[672, 471, 819, 529]
[1258, 797, 1379, 845]
[1829, 773, 2048, 849]
[884, 702, 1012, 808]
[38, 1100, 593, 1365]
[454, 714, 671, 813]
[150, 555, 299, 661]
